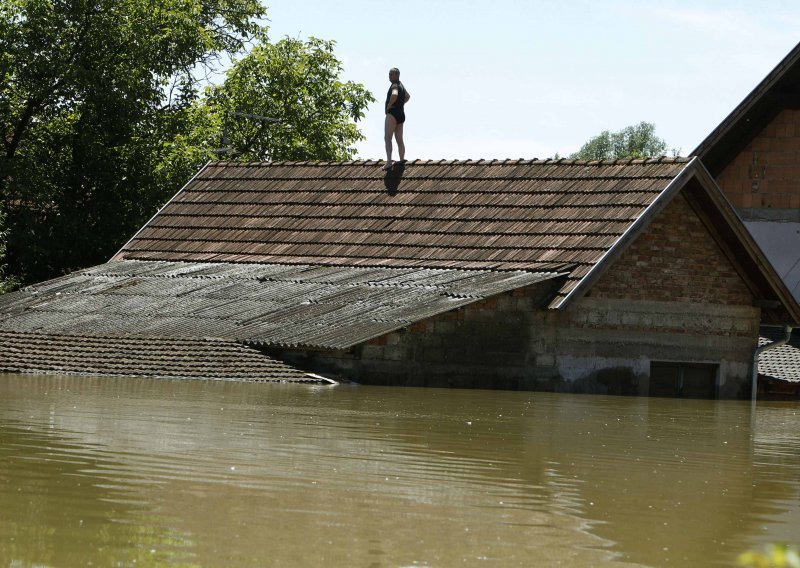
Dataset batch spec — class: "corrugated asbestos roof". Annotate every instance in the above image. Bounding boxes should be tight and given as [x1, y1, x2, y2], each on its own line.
[114, 158, 691, 307]
[0, 259, 562, 350]
[0, 330, 326, 383]
[758, 326, 800, 383]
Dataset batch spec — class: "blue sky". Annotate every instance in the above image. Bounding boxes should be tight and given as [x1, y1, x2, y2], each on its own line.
[259, 0, 800, 160]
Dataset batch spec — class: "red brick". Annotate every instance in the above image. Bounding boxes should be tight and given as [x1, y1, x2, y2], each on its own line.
[716, 108, 800, 211]
[591, 193, 752, 306]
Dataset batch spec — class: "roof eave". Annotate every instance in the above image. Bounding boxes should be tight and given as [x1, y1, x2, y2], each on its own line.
[693, 41, 800, 171]
[689, 161, 800, 324]
[111, 160, 213, 262]
[553, 157, 699, 310]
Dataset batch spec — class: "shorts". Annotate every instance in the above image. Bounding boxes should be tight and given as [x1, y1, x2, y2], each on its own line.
[387, 108, 405, 124]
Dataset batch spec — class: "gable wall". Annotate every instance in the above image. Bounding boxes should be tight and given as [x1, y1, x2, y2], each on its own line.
[589, 192, 753, 306]
[716, 108, 800, 211]
[712, 108, 800, 301]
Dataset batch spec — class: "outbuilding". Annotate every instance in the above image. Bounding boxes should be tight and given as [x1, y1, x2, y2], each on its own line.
[0, 157, 796, 398]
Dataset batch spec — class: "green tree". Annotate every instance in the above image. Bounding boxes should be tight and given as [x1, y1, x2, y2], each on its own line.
[0, 210, 15, 294]
[1, 0, 267, 284]
[0, 2, 374, 286]
[204, 37, 375, 161]
[570, 121, 677, 161]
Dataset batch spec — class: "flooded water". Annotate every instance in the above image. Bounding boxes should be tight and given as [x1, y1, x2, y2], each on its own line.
[0, 374, 798, 567]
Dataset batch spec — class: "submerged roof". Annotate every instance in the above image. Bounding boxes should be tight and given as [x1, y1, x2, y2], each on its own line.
[0, 260, 561, 350]
[694, 41, 800, 175]
[114, 158, 692, 307]
[0, 330, 325, 383]
[758, 327, 800, 383]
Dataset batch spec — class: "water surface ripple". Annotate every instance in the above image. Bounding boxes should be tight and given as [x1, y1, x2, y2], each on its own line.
[0, 374, 798, 567]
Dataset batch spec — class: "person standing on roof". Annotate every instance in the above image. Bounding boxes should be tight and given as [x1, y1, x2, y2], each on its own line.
[384, 67, 410, 171]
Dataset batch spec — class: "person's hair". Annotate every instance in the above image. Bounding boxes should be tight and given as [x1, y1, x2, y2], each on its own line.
[389, 67, 400, 76]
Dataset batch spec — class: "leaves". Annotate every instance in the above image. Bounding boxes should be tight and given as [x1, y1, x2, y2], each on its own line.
[205, 37, 376, 161]
[0, 2, 373, 285]
[569, 122, 678, 161]
[0, 209, 16, 294]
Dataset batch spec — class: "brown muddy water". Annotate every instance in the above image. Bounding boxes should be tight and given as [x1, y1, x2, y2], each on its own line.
[0, 374, 798, 567]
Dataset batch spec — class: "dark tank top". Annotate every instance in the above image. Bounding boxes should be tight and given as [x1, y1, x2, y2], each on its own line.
[386, 81, 406, 111]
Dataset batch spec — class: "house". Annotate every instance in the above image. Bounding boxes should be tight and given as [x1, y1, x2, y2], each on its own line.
[693, 40, 800, 394]
[0, 157, 797, 398]
[694, 40, 800, 300]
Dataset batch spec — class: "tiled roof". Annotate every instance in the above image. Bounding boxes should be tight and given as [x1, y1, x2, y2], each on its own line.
[0, 330, 326, 383]
[114, 158, 692, 307]
[0, 259, 561, 350]
[758, 326, 800, 383]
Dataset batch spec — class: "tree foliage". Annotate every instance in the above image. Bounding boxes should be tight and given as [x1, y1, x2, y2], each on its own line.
[0, 210, 15, 294]
[206, 37, 375, 161]
[0, 1, 373, 285]
[570, 122, 677, 161]
[0, 0, 266, 283]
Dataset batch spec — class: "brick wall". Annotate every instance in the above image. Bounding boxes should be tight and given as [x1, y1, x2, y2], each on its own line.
[590, 193, 753, 307]
[716, 108, 800, 210]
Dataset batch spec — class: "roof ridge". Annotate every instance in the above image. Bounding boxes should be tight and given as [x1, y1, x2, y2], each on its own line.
[209, 156, 691, 167]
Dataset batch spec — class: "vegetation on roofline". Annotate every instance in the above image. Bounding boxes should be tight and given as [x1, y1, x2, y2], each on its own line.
[569, 121, 679, 161]
[0, 0, 374, 287]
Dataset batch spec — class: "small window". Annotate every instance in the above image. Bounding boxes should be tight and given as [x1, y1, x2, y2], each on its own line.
[649, 362, 718, 399]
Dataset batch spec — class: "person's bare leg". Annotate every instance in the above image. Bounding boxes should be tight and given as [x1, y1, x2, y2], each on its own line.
[395, 123, 405, 161]
[384, 114, 397, 170]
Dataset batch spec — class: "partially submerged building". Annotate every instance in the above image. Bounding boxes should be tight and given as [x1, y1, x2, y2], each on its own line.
[693, 41, 800, 390]
[10, 40, 800, 397]
[1, 157, 797, 398]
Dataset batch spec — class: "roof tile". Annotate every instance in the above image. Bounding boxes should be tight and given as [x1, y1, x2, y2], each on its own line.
[0, 330, 326, 383]
[114, 160, 692, 307]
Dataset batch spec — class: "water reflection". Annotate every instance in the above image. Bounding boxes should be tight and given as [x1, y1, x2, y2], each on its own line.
[0, 419, 197, 566]
[0, 374, 797, 567]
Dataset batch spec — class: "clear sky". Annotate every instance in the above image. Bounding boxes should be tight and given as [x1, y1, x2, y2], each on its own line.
[259, 0, 800, 160]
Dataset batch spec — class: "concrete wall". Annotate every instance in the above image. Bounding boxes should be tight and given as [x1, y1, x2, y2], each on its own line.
[272, 283, 548, 391]
[271, 192, 761, 399]
[272, 292, 758, 398]
[540, 298, 758, 398]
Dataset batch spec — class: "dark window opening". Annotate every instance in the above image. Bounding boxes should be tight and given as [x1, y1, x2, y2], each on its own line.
[649, 362, 718, 399]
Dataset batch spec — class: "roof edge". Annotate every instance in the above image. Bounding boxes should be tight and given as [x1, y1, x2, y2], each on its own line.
[689, 160, 800, 324]
[554, 157, 699, 309]
[112, 160, 212, 261]
[693, 41, 800, 160]
[206, 156, 692, 167]
[257, 270, 568, 351]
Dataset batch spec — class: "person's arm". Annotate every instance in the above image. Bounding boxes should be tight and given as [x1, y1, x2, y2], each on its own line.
[386, 85, 399, 110]
[404, 90, 411, 104]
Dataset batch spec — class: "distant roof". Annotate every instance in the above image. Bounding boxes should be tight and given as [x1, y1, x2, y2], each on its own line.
[0, 260, 562, 350]
[115, 157, 693, 307]
[0, 330, 325, 383]
[693, 41, 800, 175]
